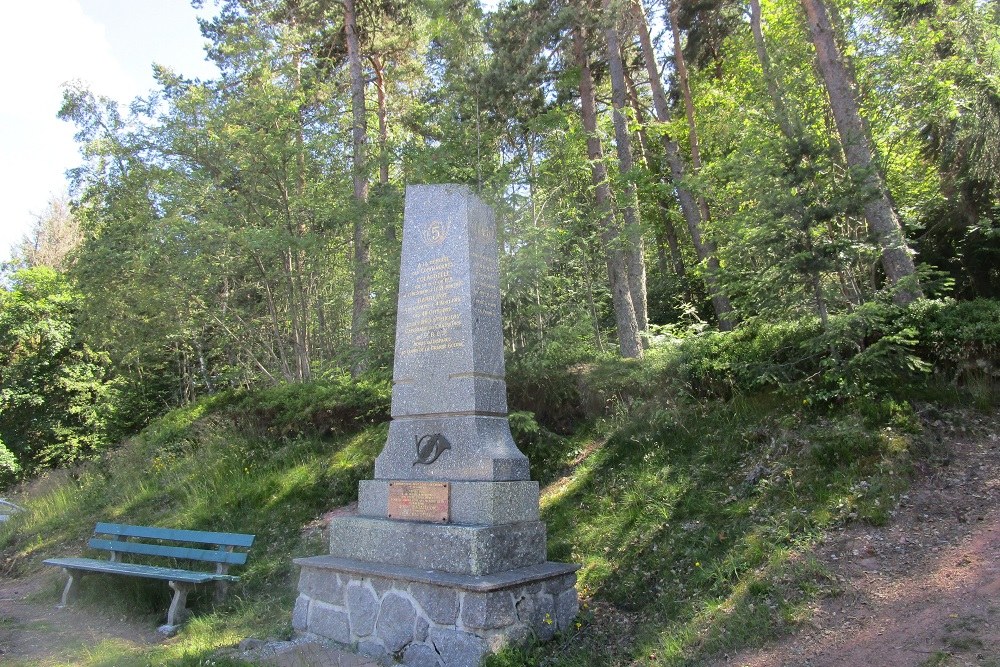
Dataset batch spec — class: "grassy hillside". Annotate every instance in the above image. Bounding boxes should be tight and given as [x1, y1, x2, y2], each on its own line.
[2, 300, 998, 666]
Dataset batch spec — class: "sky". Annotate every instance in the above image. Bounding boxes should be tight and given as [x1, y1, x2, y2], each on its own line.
[0, 0, 219, 264]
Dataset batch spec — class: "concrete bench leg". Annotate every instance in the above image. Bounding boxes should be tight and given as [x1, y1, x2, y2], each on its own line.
[58, 568, 84, 608]
[213, 579, 230, 604]
[159, 581, 195, 635]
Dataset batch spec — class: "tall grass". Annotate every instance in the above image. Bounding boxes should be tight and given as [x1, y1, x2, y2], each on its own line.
[0, 384, 388, 665]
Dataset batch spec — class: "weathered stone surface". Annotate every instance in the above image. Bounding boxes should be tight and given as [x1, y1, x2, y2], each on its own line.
[357, 640, 386, 661]
[429, 629, 488, 667]
[347, 584, 379, 637]
[358, 480, 539, 525]
[403, 643, 442, 667]
[298, 568, 344, 605]
[544, 572, 577, 595]
[238, 637, 267, 652]
[461, 590, 515, 630]
[327, 517, 546, 575]
[368, 575, 394, 596]
[373, 185, 530, 484]
[291, 595, 309, 633]
[483, 625, 530, 653]
[294, 556, 578, 593]
[533, 594, 556, 641]
[414, 615, 430, 642]
[244, 639, 381, 667]
[309, 602, 351, 644]
[500, 623, 532, 647]
[377, 416, 528, 482]
[388, 185, 506, 418]
[376, 592, 418, 653]
[410, 583, 459, 625]
[514, 594, 535, 626]
[293, 559, 577, 663]
[448, 481, 539, 525]
[555, 588, 579, 631]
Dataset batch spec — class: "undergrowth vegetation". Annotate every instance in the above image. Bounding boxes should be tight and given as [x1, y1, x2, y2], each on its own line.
[1, 298, 998, 666]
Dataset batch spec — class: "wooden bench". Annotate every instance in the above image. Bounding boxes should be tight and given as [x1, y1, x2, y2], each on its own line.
[43, 522, 255, 632]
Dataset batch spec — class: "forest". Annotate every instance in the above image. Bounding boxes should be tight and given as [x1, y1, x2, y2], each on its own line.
[1, 1, 999, 664]
[1, 0, 999, 491]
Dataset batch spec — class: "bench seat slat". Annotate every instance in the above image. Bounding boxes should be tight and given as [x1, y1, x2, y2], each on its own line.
[88, 538, 249, 565]
[42, 557, 239, 583]
[95, 523, 255, 548]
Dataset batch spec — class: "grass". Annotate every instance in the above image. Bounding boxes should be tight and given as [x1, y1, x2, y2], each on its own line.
[1, 344, 994, 666]
[487, 389, 918, 666]
[0, 389, 388, 665]
[3, 634, 255, 667]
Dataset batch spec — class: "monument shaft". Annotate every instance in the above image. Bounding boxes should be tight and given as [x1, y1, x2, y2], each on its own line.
[377, 185, 528, 482]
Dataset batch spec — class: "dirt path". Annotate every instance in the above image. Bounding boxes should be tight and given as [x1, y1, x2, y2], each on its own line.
[0, 572, 164, 666]
[712, 412, 1000, 667]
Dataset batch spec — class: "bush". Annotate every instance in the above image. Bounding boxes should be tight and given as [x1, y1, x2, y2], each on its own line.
[0, 438, 20, 488]
[506, 338, 595, 433]
[915, 298, 1000, 387]
[508, 411, 577, 484]
[669, 319, 823, 399]
[0, 267, 120, 475]
[229, 374, 390, 439]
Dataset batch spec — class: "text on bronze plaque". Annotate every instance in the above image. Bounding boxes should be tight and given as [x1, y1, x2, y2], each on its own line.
[387, 481, 450, 523]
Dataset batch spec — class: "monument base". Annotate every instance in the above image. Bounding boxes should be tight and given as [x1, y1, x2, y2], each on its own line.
[293, 556, 579, 667]
[327, 516, 548, 576]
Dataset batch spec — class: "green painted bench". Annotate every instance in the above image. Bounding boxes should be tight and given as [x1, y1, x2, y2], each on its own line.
[43, 522, 255, 633]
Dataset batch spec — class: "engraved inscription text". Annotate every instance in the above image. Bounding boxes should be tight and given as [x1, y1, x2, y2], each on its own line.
[400, 256, 465, 356]
[387, 481, 450, 523]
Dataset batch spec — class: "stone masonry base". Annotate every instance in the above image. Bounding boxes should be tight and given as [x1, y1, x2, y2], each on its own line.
[293, 556, 579, 666]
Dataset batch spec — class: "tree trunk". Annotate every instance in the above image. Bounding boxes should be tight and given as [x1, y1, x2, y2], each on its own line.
[573, 21, 642, 359]
[371, 54, 390, 188]
[800, 0, 922, 305]
[370, 53, 397, 246]
[666, 0, 718, 235]
[346, 0, 372, 374]
[291, 34, 312, 381]
[633, 0, 734, 329]
[666, 0, 702, 173]
[622, 58, 686, 280]
[748, 0, 798, 141]
[603, 0, 649, 339]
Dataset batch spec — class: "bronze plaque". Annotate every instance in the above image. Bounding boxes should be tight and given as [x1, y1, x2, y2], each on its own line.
[387, 481, 450, 523]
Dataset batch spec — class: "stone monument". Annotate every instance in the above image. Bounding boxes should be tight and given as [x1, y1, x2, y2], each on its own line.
[293, 185, 579, 666]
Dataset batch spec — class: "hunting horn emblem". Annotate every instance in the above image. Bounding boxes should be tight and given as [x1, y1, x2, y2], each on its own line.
[414, 433, 451, 466]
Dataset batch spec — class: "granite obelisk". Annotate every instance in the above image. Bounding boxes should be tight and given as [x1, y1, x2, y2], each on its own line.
[294, 185, 578, 666]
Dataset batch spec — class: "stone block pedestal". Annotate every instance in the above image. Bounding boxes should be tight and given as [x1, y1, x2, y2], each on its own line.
[293, 556, 579, 666]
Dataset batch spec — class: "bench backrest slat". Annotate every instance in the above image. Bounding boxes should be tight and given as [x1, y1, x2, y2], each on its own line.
[95, 523, 255, 548]
[89, 538, 250, 565]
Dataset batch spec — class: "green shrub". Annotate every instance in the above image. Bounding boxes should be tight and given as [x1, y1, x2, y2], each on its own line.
[0, 438, 20, 488]
[915, 298, 1000, 389]
[508, 411, 578, 485]
[669, 319, 823, 399]
[0, 267, 121, 475]
[507, 339, 594, 433]
[805, 301, 931, 403]
[228, 375, 390, 439]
